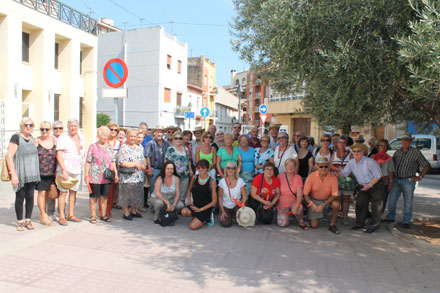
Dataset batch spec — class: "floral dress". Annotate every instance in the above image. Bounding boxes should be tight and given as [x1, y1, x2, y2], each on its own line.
[165, 146, 190, 179]
[117, 144, 145, 184]
[86, 143, 115, 184]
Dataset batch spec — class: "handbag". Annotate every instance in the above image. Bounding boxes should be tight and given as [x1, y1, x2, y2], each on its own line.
[95, 144, 115, 181]
[1, 159, 11, 182]
[159, 209, 178, 226]
[47, 183, 59, 199]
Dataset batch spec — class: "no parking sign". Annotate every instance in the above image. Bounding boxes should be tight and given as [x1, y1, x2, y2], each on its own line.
[103, 58, 128, 88]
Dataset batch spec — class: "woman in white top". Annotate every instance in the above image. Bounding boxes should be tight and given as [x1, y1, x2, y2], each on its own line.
[313, 134, 332, 170]
[274, 132, 298, 174]
[218, 161, 247, 227]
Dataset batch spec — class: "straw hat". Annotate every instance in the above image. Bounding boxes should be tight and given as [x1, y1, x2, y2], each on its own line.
[350, 143, 368, 154]
[268, 124, 281, 131]
[192, 126, 204, 134]
[236, 207, 256, 227]
[399, 132, 413, 141]
[166, 125, 178, 131]
[316, 156, 330, 165]
[55, 175, 79, 190]
[154, 125, 166, 131]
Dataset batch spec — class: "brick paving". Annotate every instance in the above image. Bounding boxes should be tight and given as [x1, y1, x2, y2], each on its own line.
[0, 181, 439, 292]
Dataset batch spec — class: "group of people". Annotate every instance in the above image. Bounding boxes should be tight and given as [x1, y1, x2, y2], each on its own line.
[6, 118, 429, 233]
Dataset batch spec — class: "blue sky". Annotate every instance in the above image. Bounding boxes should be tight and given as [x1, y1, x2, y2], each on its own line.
[62, 0, 248, 86]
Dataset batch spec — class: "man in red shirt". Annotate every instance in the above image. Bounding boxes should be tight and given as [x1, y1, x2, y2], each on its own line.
[304, 157, 340, 234]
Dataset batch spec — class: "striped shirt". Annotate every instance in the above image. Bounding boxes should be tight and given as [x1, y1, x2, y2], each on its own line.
[393, 147, 429, 179]
[145, 139, 169, 169]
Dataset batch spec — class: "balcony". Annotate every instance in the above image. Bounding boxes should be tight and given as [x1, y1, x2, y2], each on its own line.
[175, 106, 192, 118]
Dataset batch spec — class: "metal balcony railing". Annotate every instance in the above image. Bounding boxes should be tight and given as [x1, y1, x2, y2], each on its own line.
[13, 0, 97, 35]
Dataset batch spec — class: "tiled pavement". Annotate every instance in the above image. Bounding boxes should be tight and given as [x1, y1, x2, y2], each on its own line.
[0, 181, 439, 292]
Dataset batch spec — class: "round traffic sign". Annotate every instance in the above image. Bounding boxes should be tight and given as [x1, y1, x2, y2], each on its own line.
[103, 58, 128, 88]
[259, 104, 268, 115]
[200, 107, 210, 117]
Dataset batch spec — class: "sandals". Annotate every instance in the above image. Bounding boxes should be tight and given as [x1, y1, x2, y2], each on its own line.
[89, 217, 97, 224]
[100, 216, 112, 223]
[16, 221, 25, 231]
[329, 225, 340, 234]
[40, 215, 52, 226]
[24, 220, 34, 230]
[298, 223, 309, 230]
[67, 216, 82, 223]
[59, 218, 68, 226]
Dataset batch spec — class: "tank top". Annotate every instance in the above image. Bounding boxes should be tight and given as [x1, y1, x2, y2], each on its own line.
[199, 148, 214, 167]
[37, 142, 57, 176]
[314, 148, 332, 162]
[14, 134, 40, 192]
[332, 150, 351, 167]
[159, 176, 177, 201]
[192, 175, 212, 208]
[298, 151, 313, 178]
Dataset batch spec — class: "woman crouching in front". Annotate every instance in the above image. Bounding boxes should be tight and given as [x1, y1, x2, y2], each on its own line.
[181, 159, 217, 230]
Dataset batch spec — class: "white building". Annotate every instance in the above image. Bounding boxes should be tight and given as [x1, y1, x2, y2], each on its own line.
[97, 26, 188, 128]
[215, 85, 238, 133]
[0, 0, 98, 151]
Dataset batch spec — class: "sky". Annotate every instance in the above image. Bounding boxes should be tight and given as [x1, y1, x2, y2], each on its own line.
[61, 0, 248, 86]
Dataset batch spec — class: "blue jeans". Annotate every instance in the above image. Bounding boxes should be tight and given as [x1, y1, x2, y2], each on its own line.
[386, 177, 416, 224]
[148, 168, 162, 194]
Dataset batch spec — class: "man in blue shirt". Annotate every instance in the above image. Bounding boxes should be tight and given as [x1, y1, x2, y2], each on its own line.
[339, 143, 382, 233]
[139, 122, 152, 149]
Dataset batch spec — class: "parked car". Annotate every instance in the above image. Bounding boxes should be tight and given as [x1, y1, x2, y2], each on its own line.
[388, 134, 440, 170]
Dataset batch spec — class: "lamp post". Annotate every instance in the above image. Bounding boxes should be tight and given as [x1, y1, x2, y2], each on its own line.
[236, 84, 244, 124]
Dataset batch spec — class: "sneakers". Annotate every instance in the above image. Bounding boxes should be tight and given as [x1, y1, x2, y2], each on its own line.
[381, 218, 395, 223]
[402, 223, 411, 229]
[206, 212, 214, 227]
[123, 214, 134, 221]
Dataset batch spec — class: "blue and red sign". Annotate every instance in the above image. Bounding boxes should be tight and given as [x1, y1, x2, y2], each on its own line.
[103, 58, 128, 88]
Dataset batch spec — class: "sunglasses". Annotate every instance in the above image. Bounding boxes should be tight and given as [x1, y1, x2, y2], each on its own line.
[205, 136, 213, 139]
[167, 131, 174, 134]
[53, 127, 63, 130]
[110, 128, 119, 131]
[174, 137, 183, 140]
[233, 126, 240, 129]
[40, 128, 50, 132]
[321, 139, 330, 142]
[319, 166, 329, 169]
[261, 140, 269, 142]
[24, 123, 33, 128]
[226, 167, 237, 170]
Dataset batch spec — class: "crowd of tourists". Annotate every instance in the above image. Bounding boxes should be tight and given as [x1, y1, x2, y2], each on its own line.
[4, 118, 429, 233]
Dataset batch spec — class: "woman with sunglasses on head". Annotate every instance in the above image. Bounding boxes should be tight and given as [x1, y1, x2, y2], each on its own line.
[181, 160, 217, 230]
[195, 131, 217, 179]
[313, 134, 333, 170]
[274, 132, 299, 174]
[105, 122, 121, 216]
[254, 134, 275, 175]
[165, 131, 193, 204]
[297, 137, 314, 183]
[6, 118, 40, 231]
[237, 134, 255, 195]
[218, 161, 247, 227]
[35, 121, 57, 226]
[216, 133, 242, 178]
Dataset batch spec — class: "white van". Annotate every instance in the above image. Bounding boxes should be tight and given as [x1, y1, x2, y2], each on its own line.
[388, 134, 440, 170]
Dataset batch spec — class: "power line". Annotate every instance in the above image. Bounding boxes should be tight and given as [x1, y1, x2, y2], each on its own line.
[108, 0, 156, 25]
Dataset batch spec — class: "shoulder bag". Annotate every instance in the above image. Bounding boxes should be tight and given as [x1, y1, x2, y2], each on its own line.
[95, 144, 115, 181]
[255, 174, 274, 224]
[1, 159, 11, 182]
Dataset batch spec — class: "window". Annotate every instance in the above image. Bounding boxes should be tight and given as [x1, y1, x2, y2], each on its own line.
[22, 32, 30, 62]
[235, 79, 239, 86]
[176, 92, 182, 106]
[415, 138, 431, 150]
[242, 77, 246, 84]
[164, 88, 171, 103]
[79, 97, 84, 128]
[204, 75, 207, 85]
[79, 51, 83, 74]
[167, 55, 171, 70]
[54, 94, 60, 121]
[178, 60, 182, 74]
[54, 43, 59, 69]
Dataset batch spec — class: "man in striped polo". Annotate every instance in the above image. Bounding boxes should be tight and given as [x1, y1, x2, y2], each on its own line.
[383, 133, 429, 228]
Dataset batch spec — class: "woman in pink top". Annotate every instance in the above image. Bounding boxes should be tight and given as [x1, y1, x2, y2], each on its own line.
[277, 158, 308, 230]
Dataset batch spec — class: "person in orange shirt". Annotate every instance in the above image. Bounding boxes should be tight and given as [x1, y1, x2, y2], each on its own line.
[304, 156, 340, 234]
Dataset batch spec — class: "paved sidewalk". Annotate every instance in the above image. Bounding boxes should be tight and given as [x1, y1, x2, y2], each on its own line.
[0, 181, 439, 292]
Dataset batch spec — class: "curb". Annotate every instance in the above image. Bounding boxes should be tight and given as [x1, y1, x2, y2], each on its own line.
[387, 218, 440, 252]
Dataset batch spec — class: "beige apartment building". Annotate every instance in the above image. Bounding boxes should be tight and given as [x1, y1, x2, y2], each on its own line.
[0, 0, 98, 152]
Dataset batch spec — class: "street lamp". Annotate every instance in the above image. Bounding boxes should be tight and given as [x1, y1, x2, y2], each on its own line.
[236, 84, 244, 124]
